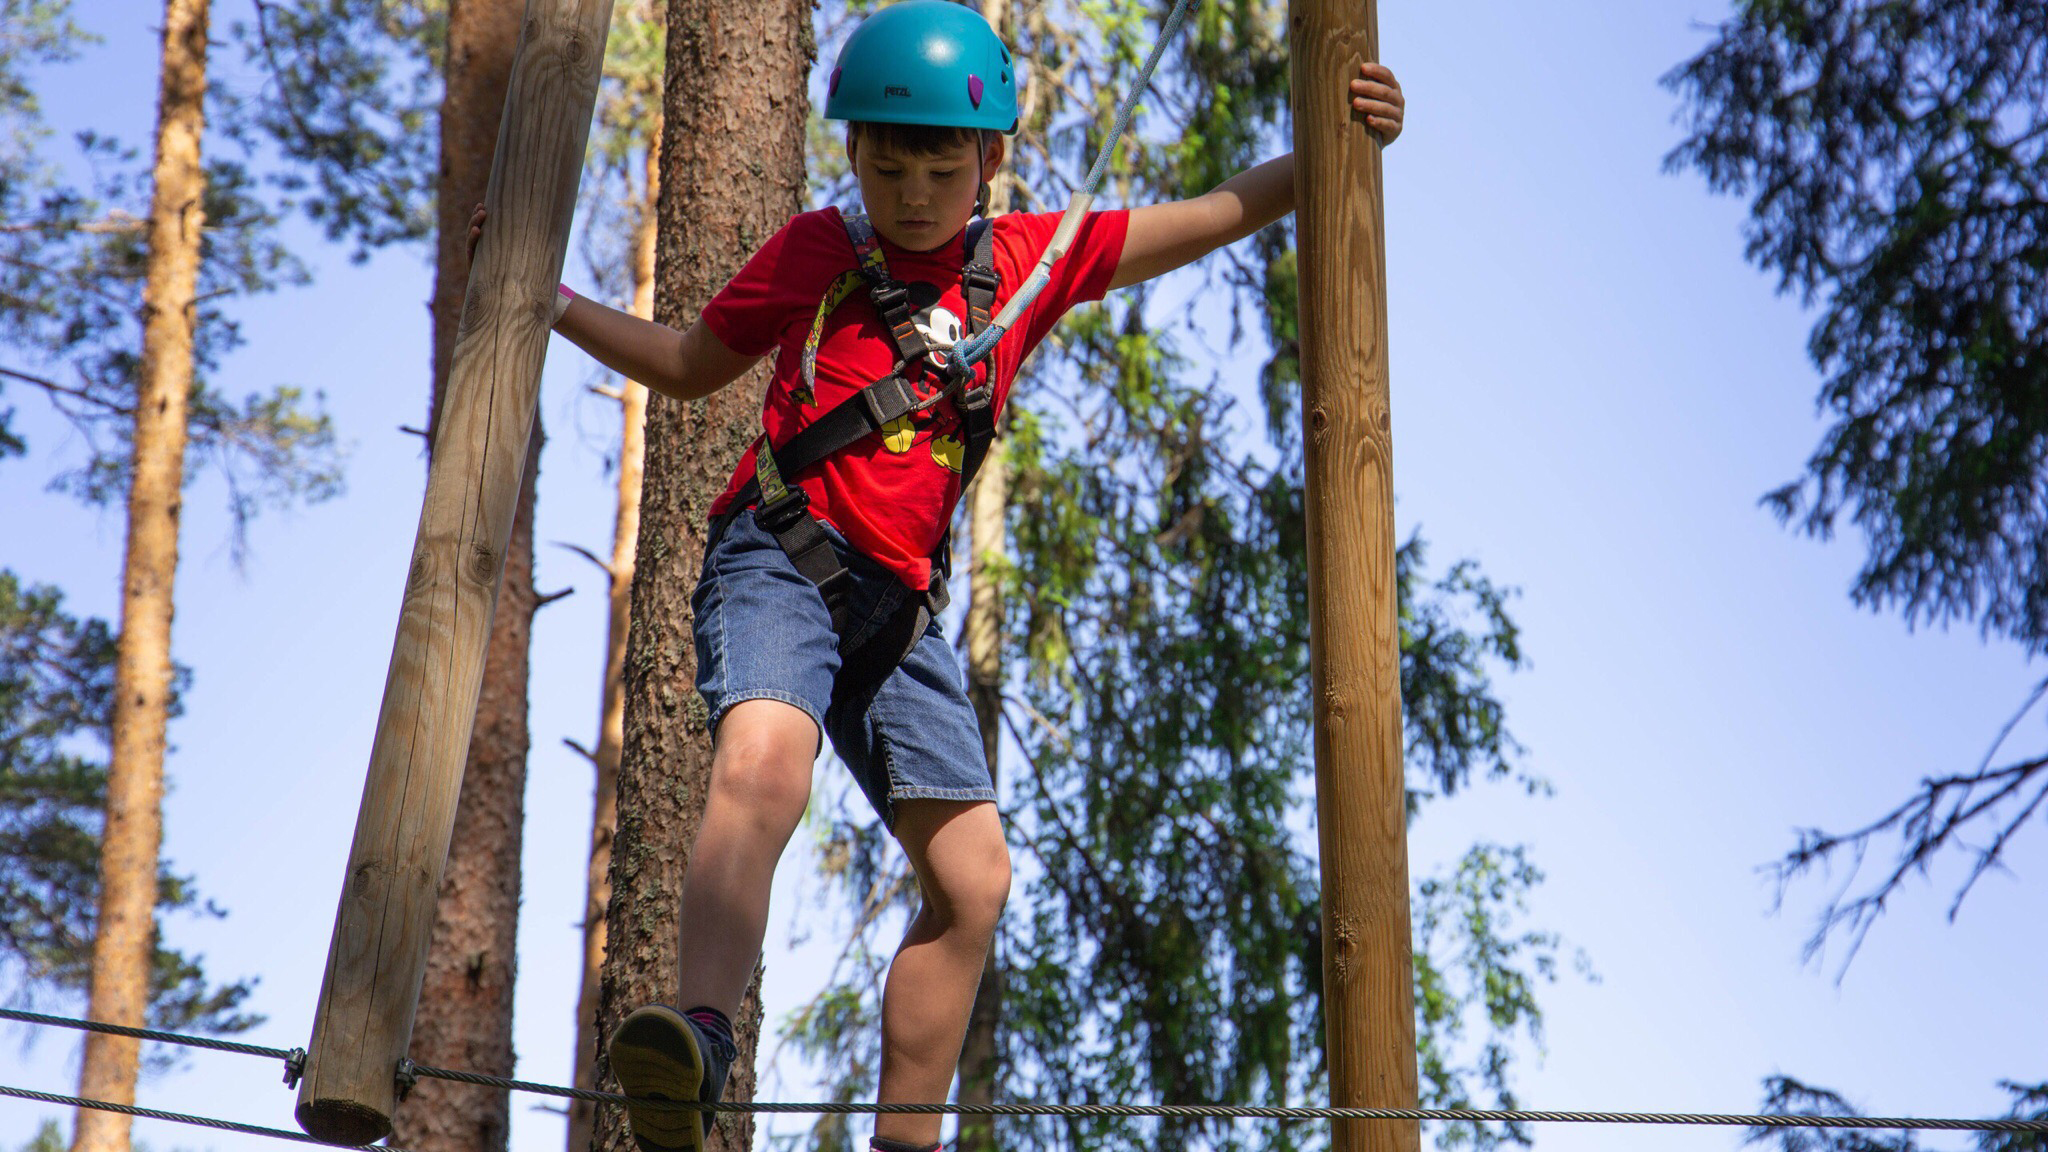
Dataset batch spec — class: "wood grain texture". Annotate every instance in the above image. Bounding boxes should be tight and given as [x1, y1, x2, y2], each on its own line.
[1287, 1, 1419, 1150]
[392, 3, 534, 1148]
[590, 0, 814, 1146]
[295, 0, 615, 1142]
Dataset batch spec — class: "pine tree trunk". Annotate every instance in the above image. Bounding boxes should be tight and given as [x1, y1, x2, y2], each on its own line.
[954, 10, 1019, 1132]
[71, 2, 206, 1149]
[955, 442, 1007, 1152]
[392, 1, 528, 1148]
[567, 113, 660, 1152]
[592, 0, 813, 1146]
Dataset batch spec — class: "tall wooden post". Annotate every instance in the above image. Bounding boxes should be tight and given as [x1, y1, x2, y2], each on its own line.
[1288, 1, 1419, 1151]
[294, 0, 614, 1142]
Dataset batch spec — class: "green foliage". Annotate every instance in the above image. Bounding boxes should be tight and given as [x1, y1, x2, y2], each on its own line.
[233, 0, 446, 257]
[1746, 1075, 2048, 1152]
[1668, 0, 2046, 1129]
[0, 4, 345, 557]
[1413, 845, 1578, 1149]
[986, 325, 1558, 1152]
[1664, 0, 2048, 653]
[1667, 0, 2048, 955]
[0, 0, 91, 463]
[575, 0, 664, 310]
[0, 570, 260, 1043]
[18, 1119, 63, 1152]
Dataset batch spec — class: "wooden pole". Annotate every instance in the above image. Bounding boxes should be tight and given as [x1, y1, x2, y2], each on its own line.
[295, 0, 614, 1142]
[1288, 2, 1418, 1151]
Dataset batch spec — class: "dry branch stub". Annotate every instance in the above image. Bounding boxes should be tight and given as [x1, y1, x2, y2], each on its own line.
[294, 0, 617, 1142]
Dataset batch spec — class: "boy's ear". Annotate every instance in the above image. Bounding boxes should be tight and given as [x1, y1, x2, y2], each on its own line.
[980, 132, 1006, 181]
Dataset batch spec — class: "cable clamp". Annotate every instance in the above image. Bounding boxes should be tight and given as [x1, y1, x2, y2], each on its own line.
[282, 1047, 307, 1089]
[394, 1057, 420, 1102]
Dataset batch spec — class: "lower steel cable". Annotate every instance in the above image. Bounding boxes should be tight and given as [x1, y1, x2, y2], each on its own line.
[2, 1007, 2042, 1138]
[408, 1063, 2048, 1133]
[0, 1082, 409, 1151]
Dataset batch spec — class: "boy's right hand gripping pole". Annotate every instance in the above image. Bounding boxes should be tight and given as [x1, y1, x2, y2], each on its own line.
[1287, 1, 1420, 1151]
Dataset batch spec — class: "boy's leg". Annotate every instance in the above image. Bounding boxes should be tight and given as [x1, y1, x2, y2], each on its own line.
[674, 696, 820, 1014]
[611, 696, 817, 1152]
[873, 798, 1012, 1149]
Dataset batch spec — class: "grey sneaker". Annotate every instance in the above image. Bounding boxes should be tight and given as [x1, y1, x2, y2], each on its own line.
[608, 1004, 734, 1152]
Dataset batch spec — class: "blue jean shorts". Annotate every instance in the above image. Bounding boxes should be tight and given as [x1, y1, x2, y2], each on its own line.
[692, 508, 994, 825]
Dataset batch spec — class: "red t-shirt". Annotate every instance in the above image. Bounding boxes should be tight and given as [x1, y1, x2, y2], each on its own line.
[703, 205, 1131, 589]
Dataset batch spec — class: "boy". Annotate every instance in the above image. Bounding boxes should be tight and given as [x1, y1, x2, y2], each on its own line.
[522, 5, 1402, 1150]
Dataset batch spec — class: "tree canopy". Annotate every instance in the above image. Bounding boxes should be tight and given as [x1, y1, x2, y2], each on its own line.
[0, 0, 343, 556]
[1666, 0, 2047, 962]
[1666, 0, 2047, 1143]
[0, 569, 257, 1041]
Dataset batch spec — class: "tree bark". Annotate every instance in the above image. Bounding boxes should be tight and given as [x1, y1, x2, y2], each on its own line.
[71, 2, 206, 1149]
[393, 1, 529, 1148]
[953, 94, 1022, 1148]
[592, 0, 813, 1147]
[567, 109, 659, 1152]
[954, 441, 1006, 1152]
[952, 4, 1023, 1133]
[430, 0, 524, 442]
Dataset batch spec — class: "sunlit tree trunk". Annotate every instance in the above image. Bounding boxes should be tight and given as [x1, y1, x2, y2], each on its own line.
[593, 0, 813, 1146]
[392, 1, 530, 1149]
[954, 0, 1022, 1139]
[567, 109, 660, 1152]
[71, 3, 207, 1150]
[955, 440, 1007, 1152]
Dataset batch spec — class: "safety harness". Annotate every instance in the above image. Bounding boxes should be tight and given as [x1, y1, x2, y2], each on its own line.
[711, 211, 1001, 698]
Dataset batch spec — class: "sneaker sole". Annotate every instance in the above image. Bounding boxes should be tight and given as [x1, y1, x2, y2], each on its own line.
[609, 1005, 708, 1152]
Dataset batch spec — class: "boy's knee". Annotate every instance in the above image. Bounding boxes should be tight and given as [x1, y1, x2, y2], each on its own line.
[710, 701, 818, 826]
[928, 824, 1011, 933]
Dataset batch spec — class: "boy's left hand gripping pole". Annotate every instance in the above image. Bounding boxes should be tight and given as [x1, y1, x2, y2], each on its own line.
[294, 0, 615, 1144]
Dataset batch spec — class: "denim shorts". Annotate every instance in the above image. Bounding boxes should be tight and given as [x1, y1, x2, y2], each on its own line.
[692, 508, 994, 825]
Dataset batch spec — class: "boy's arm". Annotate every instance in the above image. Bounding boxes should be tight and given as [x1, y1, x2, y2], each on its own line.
[554, 296, 760, 404]
[465, 203, 760, 402]
[1107, 62, 1403, 292]
[1108, 154, 1294, 291]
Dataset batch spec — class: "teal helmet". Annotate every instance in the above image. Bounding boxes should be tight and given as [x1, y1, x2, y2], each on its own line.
[824, 1, 1019, 133]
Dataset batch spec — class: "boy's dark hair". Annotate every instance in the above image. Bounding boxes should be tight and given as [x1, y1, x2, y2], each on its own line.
[846, 120, 991, 158]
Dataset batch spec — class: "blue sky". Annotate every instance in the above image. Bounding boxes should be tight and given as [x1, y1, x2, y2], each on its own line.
[2, 1, 2043, 1151]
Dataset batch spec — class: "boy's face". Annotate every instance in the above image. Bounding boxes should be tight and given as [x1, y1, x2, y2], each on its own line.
[850, 132, 1006, 252]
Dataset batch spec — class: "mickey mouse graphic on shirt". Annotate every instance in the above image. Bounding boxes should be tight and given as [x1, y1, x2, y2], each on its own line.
[878, 281, 972, 473]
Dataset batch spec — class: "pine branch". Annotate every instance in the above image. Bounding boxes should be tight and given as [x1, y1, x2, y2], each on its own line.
[0, 366, 129, 415]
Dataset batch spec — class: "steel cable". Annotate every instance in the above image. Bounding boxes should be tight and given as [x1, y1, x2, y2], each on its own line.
[6, 1006, 2046, 1137]
[0, 1005, 297, 1061]
[0, 1081, 410, 1150]
[404, 1063, 2048, 1134]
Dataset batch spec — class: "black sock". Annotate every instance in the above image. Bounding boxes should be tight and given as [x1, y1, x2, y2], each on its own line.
[869, 1139, 941, 1152]
[683, 1005, 734, 1050]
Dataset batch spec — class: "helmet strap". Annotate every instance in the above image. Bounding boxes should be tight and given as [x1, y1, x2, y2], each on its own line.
[974, 181, 990, 217]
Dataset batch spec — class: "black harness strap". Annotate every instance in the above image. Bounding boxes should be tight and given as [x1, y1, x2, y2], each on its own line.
[954, 229, 1001, 491]
[714, 213, 1003, 699]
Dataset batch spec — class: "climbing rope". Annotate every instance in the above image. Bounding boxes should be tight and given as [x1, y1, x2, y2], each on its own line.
[946, 0, 1198, 375]
[5, 1006, 2046, 1142]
